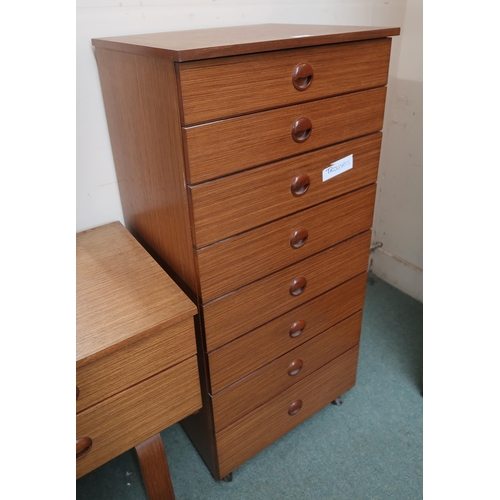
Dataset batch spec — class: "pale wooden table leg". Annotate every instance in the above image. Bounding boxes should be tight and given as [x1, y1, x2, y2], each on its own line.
[135, 433, 175, 500]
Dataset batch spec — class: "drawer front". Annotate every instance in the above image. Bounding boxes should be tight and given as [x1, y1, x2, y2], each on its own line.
[184, 87, 387, 183]
[178, 38, 392, 125]
[208, 273, 367, 393]
[76, 356, 201, 479]
[190, 133, 381, 248]
[216, 345, 359, 478]
[203, 230, 371, 351]
[76, 318, 196, 413]
[197, 185, 375, 302]
[212, 312, 362, 432]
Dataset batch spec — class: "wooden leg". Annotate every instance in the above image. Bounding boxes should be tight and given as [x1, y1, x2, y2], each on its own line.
[135, 433, 175, 500]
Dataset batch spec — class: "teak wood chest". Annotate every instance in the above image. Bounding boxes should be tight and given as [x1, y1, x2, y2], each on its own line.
[92, 23, 400, 481]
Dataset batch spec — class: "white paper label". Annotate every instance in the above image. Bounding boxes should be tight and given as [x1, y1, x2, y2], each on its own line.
[322, 154, 353, 182]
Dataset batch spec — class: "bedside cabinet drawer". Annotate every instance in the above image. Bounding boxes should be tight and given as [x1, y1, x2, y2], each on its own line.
[211, 311, 362, 432]
[184, 87, 387, 183]
[203, 230, 371, 351]
[190, 133, 382, 248]
[197, 185, 376, 301]
[76, 356, 201, 479]
[208, 273, 367, 393]
[215, 344, 359, 479]
[76, 318, 196, 413]
[178, 38, 392, 124]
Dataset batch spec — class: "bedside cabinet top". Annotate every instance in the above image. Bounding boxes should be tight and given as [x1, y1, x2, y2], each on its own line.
[91, 23, 401, 62]
[76, 221, 196, 368]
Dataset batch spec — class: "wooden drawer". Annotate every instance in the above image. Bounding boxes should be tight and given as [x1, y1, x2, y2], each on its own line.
[177, 38, 392, 125]
[215, 345, 359, 478]
[208, 273, 367, 393]
[203, 230, 371, 351]
[76, 355, 201, 479]
[184, 87, 387, 183]
[76, 318, 196, 413]
[212, 312, 362, 432]
[190, 133, 381, 248]
[197, 185, 375, 302]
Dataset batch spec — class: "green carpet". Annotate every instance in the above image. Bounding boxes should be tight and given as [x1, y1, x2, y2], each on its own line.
[76, 273, 423, 499]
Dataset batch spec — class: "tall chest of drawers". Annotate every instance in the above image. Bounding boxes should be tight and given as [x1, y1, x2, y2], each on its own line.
[92, 23, 400, 481]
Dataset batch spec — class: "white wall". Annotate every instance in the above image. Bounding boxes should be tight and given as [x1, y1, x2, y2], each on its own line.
[370, 0, 422, 301]
[76, 0, 422, 300]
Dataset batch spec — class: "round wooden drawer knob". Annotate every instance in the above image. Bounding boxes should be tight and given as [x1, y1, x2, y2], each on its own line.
[290, 276, 307, 296]
[290, 173, 310, 197]
[290, 228, 308, 249]
[76, 437, 93, 459]
[287, 359, 303, 376]
[292, 62, 314, 91]
[291, 117, 312, 143]
[289, 319, 306, 338]
[288, 399, 303, 416]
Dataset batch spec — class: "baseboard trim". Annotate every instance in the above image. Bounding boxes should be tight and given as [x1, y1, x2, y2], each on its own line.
[370, 247, 422, 302]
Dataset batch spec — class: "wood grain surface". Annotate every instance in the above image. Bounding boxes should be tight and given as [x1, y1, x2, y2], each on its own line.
[179, 379, 221, 480]
[178, 38, 391, 124]
[94, 48, 199, 295]
[189, 132, 382, 247]
[92, 24, 400, 62]
[76, 356, 201, 479]
[76, 222, 196, 367]
[208, 273, 367, 393]
[135, 434, 175, 500]
[184, 87, 387, 183]
[77, 318, 196, 413]
[215, 345, 359, 479]
[203, 230, 371, 351]
[211, 312, 362, 432]
[197, 185, 376, 302]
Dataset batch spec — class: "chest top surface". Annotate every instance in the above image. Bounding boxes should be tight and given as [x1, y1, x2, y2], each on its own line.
[76, 221, 196, 367]
[91, 23, 401, 62]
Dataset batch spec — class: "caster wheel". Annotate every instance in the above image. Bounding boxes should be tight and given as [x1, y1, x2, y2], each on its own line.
[331, 397, 343, 406]
[222, 472, 233, 482]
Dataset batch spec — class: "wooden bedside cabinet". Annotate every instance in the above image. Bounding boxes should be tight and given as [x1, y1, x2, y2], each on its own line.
[91, 23, 400, 481]
[76, 221, 201, 499]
